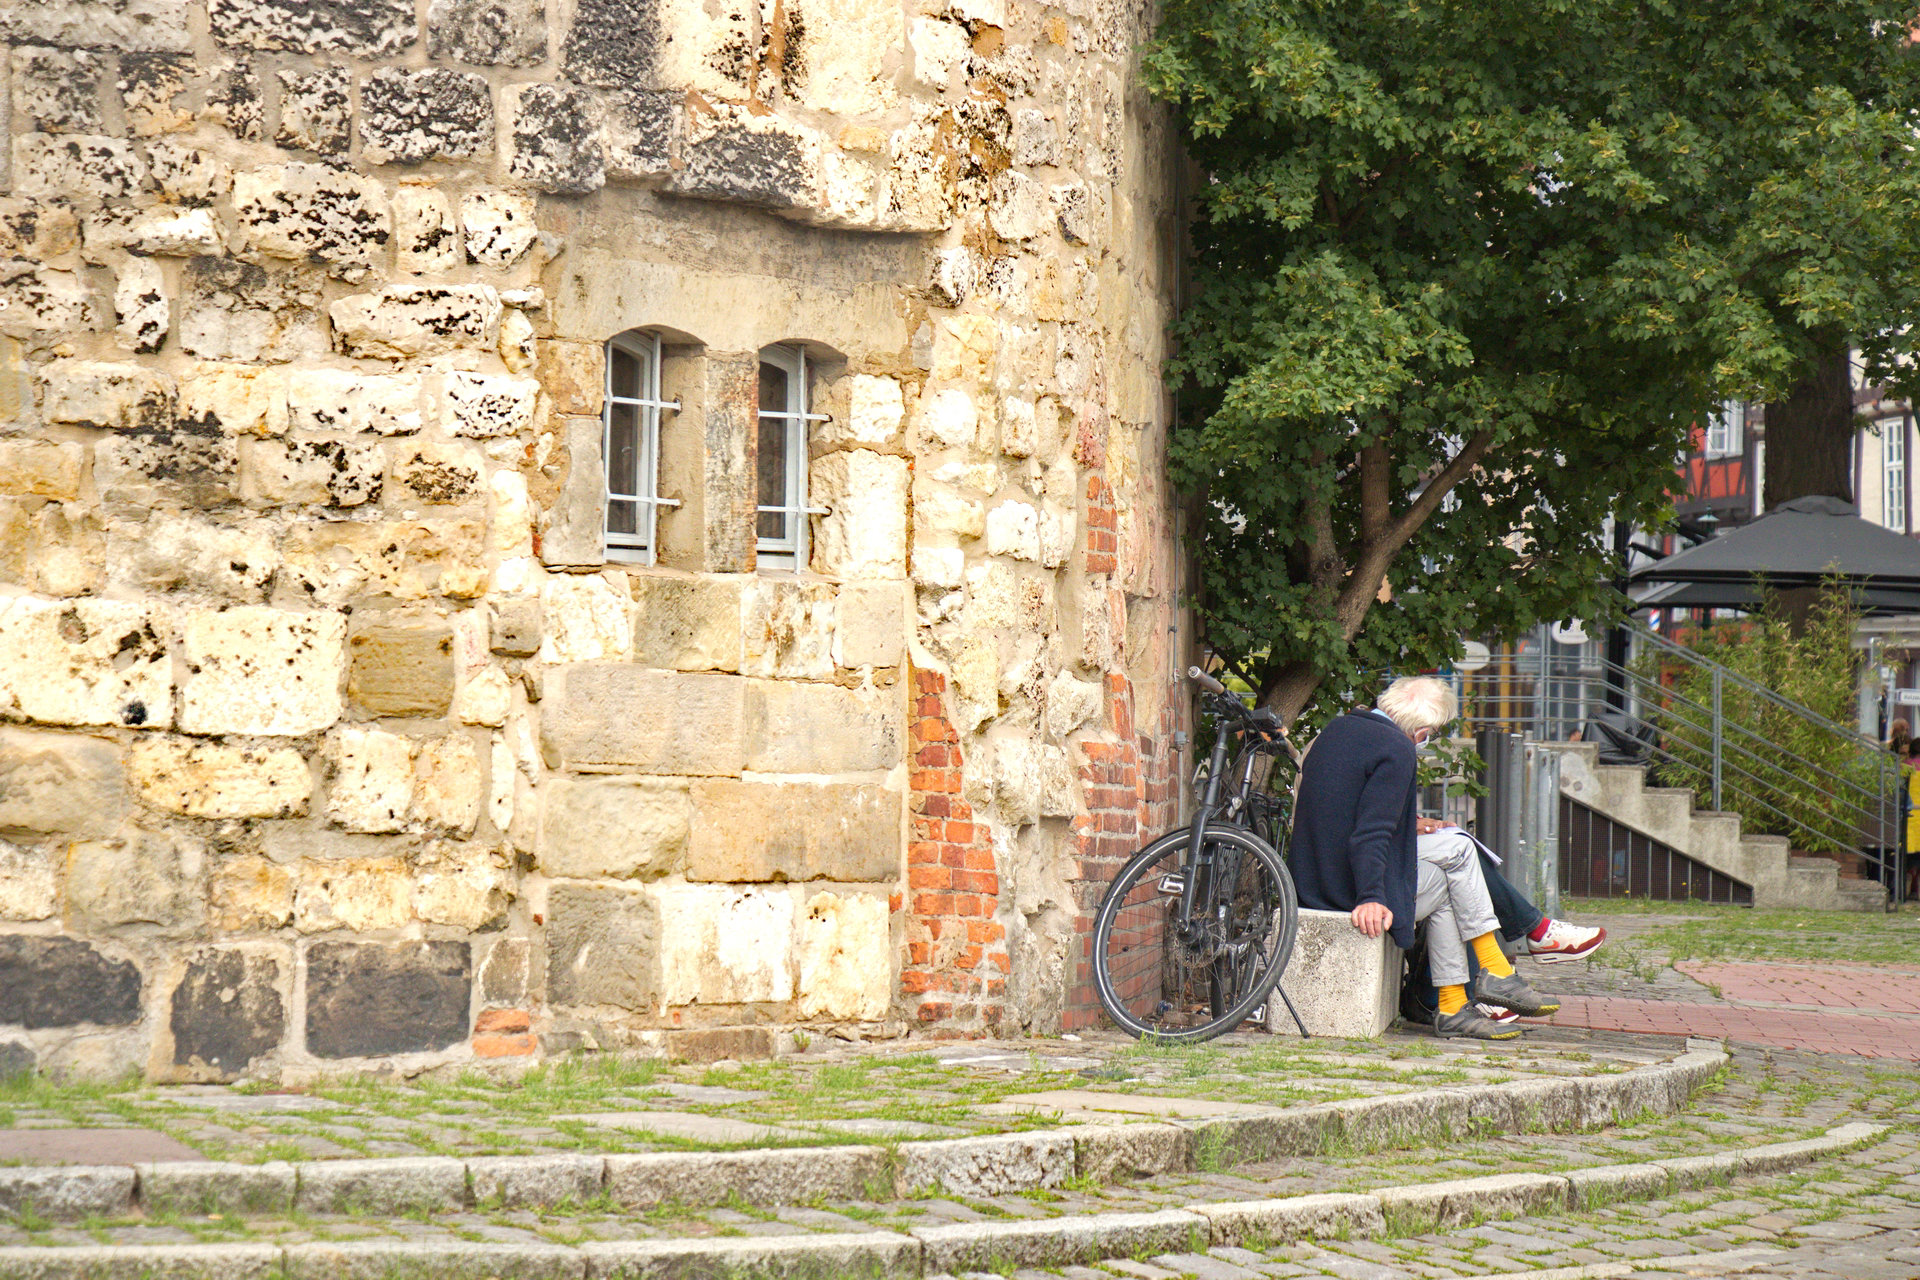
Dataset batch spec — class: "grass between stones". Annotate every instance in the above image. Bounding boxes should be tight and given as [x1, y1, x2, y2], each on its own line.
[1567, 895, 1920, 966]
[0, 1034, 1644, 1165]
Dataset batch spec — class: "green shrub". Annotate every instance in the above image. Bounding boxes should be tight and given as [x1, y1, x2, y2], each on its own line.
[1641, 585, 1888, 855]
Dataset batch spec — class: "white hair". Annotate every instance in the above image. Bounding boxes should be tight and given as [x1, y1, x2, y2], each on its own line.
[1376, 676, 1458, 737]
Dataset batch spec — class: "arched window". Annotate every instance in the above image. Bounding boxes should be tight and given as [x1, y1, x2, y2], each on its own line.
[756, 343, 821, 570]
[604, 329, 677, 564]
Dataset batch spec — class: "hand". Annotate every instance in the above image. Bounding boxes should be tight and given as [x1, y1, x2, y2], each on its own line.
[1351, 901, 1394, 938]
[1415, 816, 1457, 835]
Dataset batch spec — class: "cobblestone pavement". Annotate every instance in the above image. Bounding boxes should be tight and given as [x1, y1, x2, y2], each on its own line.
[967, 1119, 1920, 1279]
[7, 906, 1911, 1166]
[0, 1028, 1653, 1165]
[0, 1035, 1909, 1258]
[8, 903, 1920, 1273]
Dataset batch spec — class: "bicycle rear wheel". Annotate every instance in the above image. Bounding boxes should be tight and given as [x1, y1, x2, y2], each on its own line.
[1091, 823, 1298, 1043]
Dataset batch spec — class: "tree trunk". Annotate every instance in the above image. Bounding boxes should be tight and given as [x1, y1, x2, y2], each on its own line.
[1763, 329, 1855, 510]
[1262, 661, 1323, 727]
[1762, 329, 1855, 633]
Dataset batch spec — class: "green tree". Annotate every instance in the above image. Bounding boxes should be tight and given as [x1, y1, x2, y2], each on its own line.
[1149, 0, 1920, 722]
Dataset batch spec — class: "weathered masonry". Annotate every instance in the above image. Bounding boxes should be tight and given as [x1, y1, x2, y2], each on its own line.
[0, 0, 1187, 1079]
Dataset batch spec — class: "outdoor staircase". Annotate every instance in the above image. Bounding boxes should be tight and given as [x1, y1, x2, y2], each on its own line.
[1547, 741, 1889, 912]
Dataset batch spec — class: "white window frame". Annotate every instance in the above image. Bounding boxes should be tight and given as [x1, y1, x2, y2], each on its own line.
[755, 344, 830, 571]
[1705, 400, 1744, 459]
[602, 330, 679, 565]
[1883, 415, 1907, 533]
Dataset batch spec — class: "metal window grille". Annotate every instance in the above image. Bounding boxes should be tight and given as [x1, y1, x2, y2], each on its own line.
[603, 331, 681, 565]
[756, 345, 830, 570]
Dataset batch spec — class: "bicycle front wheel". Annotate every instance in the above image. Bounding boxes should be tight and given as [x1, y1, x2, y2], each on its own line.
[1091, 823, 1299, 1043]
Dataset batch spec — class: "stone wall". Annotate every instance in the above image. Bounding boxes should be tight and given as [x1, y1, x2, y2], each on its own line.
[0, 0, 1187, 1079]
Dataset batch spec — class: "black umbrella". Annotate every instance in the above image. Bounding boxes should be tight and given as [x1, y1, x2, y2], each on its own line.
[1629, 496, 1920, 615]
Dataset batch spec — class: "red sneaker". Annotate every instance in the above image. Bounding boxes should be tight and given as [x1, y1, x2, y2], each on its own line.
[1527, 919, 1606, 963]
[1474, 1002, 1520, 1025]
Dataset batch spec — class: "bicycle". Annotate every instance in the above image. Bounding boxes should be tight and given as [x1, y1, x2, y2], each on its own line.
[1090, 667, 1302, 1043]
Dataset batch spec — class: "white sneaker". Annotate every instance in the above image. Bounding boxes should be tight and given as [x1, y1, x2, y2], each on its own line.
[1527, 919, 1606, 963]
[1474, 1002, 1520, 1025]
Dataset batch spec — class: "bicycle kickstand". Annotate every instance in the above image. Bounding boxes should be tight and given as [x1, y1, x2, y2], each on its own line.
[1276, 986, 1310, 1038]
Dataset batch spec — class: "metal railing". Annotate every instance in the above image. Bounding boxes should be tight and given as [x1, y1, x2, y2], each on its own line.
[1450, 625, 1903, 906]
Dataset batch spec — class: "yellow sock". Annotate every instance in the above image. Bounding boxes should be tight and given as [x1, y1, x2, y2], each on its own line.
[1437, 984, 1468, 1015]
[1471, 932, 1514, 977]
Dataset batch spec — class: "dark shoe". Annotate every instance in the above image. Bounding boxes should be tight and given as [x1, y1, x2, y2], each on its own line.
[1471, 970, 1561, 1017]
[1435, 1008, 1522, 1040]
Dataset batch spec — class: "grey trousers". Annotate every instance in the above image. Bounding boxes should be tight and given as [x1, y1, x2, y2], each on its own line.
[1415, 829, 1503, 986]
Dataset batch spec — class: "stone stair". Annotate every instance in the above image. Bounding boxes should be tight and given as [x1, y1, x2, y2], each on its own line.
[1547, 742, 1887, 912]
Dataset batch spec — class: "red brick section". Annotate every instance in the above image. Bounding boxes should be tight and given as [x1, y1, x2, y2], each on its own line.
[901, 669, 1010, 1034]
[1531, 960, 1920, 1061]
[1086, 474, 1118, 574]
[472, 1008, 535, 1058]
[1533, 995, 1920, 1061]
[1677, 960, 1920, 1013]
[1061, 674, 1184, 1031]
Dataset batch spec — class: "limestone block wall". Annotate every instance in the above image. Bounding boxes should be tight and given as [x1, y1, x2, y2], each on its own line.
[0, 0, 1187, 1079]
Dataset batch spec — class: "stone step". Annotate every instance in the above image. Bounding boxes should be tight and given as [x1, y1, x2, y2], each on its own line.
[1834, 879, 1890, 912]
[0, 1053, 1735, 1223]
[0, 1119, 1886, 1279]
[1558, 748, 1882, 909]
[1590, 765, 1648, 802]
[1638, 788, 1695, 836]
[1687, 810, 1741, 836]
[1788, 860, 1840, 904]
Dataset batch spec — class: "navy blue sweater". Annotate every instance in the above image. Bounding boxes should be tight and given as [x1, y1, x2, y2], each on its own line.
[1287, 709, 1418, 950]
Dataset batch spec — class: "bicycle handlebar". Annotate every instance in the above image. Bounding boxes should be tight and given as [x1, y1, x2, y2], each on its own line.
[1187, 665, 1228, 696]
[1189, 667, 1287, 739]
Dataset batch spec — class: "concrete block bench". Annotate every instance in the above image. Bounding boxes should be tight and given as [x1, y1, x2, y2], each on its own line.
[1268, 908, 1402, 1038]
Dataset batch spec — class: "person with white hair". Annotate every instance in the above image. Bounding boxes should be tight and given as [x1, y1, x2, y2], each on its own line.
[1289, 675, 1560, 1039]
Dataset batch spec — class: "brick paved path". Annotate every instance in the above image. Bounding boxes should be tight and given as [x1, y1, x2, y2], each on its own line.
[1530, 958, 1920, 1061]
[1677, 961, 1920, 1014]
[1536, 994, 1920, 1061]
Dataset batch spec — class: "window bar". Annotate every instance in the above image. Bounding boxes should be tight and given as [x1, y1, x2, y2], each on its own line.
[604, 332, 680, 566]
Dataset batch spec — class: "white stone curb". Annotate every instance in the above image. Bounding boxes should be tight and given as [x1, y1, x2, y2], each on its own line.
[912, 1208, 1205, 1273]
[0, 1047, 1732, 1222]
[282, 1239, 582, 1278]
[578, 1232, 920, 1278]
[0, 1121, 1883, 1277]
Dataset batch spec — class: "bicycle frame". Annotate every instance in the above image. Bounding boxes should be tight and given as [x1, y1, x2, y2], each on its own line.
[1178, 710, 1238, 932]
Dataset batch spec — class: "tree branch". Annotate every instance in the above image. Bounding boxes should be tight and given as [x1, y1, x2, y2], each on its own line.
[1387, 430, 1496, 549]
[1359, 441, 1391, 545]
[1333, 430, 1496, 638]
